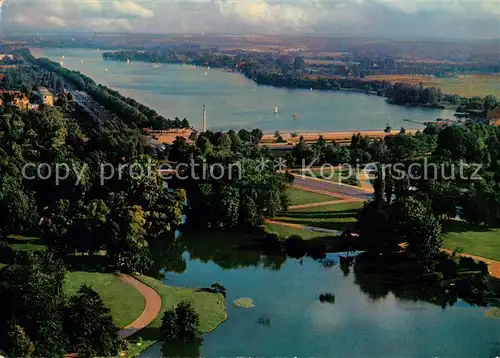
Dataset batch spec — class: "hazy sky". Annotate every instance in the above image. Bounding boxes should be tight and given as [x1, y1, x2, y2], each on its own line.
[2, 0, 499, 39]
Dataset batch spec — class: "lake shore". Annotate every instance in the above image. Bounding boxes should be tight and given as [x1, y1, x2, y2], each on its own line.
[147, 128, 419, 145]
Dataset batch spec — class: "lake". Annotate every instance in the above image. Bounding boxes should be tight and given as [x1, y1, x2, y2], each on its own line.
[142, 232, 500, 357]
[34, 48, 457, 133]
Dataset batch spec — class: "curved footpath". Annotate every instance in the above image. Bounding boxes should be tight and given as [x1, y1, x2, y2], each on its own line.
[118, 274, 162, 338]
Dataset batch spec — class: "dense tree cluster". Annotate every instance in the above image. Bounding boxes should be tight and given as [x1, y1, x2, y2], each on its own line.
[167, 129, 292, 229]
[0, 94, 185, 272]
[0, 252, 122, 357]
[354, 123, 500, 265]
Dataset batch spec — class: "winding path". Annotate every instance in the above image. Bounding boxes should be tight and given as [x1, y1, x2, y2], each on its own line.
[117, 274, 162, 338]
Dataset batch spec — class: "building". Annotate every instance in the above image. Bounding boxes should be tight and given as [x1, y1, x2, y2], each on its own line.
[488, 108, 500, 126]
[38, 87, 54, 106]
[0, 54, 14, 61]
[1, 90, 30, 111]
[10, 96, 30, 111]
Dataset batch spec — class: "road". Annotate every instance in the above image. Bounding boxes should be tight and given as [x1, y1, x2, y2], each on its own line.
[293, 174, 373, 201]
[72, 90, 113, 123]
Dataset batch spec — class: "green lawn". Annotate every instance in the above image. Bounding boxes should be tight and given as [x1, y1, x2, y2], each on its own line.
[442, 220, 500, 261]
[265, 222, 333, 240]
[287, 187, 338, 206]
[65, 271, 145, 328]
[7, 236, 46, 251]
[126, 275, 227, 356]
[275, 202, 363, 232]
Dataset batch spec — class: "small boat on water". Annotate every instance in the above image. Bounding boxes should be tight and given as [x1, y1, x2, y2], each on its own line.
[127, 59, 131, 64]
[293, 113, 300, 119]
[105, 68, 108, 73]
[274, 106, 278, 115]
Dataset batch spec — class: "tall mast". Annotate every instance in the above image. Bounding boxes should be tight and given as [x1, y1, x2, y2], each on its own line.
[202, 104, 207, 132]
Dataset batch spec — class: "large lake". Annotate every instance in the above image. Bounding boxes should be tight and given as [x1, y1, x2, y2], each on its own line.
[35, 48, 456, 132]
[141, 232, 500, 357]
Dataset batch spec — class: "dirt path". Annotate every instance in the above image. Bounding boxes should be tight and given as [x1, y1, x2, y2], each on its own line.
[118, 274, 162, 338]
[442, 250, 500, 279]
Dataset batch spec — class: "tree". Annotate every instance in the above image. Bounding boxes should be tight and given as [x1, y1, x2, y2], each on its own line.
[0, 251, 67, 357]
[396, 197, 443, 261]
[65, 285, 121, 357]
[160, 301, 200, 344]
[293, 57, 306, 71]
[384, 124, 392, 134]
[6, 322, 35, 358]
[160, 310, 178, 342]
[106, 204, 151, 273]
[176, 301, 200, 341]
[0, 174, 39, 240]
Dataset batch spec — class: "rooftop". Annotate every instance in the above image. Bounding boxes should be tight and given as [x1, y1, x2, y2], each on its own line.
[38, 87, 53, 95]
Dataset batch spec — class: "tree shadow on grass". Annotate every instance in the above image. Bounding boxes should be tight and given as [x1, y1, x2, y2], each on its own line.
[281, 209, 360, 219]
[129, 326, 161, 342]
[64, 254, 115, 273]
[441, 220, 498, 234]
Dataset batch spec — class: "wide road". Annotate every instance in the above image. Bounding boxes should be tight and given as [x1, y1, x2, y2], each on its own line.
[293, 174, 373, 201]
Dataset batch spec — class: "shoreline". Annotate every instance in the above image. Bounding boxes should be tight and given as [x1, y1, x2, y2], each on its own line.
[147, 128, 420, 145]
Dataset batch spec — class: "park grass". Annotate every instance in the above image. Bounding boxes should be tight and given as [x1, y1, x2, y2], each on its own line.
[274, 202, 363, 232]
[65, 271, 145, 328]
[287, 187, 338, 206]
[7, 236, 46, 251]
[442, 220, 500, 261]
[126, 275, 227, 357]
[264, 222, 334, 240]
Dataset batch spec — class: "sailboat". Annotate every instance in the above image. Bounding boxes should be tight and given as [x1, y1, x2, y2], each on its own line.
[274, 106, 278, 115]
[127, 59, 131, 64]
[104, 68, 108, 73]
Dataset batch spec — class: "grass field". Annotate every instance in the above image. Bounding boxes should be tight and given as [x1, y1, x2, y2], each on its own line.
[442, 220, 500, 261]
[287, 187, 338, 206]
[366, 74, 500, 98]
[266, 201, 364, 239]
[264, 222, 334, 240]
[275, 202, 363, 232]
[127, 275, 227, 356]
[65, 271, 146, 328]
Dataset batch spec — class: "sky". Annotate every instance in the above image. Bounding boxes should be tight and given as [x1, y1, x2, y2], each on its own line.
[1, 0, 499, 39]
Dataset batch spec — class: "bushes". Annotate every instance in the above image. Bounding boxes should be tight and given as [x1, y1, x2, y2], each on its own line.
[319, 293, 335, 304]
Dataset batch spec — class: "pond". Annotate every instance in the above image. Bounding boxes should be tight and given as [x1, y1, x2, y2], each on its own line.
[142, 231, 500, 357]
[34, 48, 457, 133]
